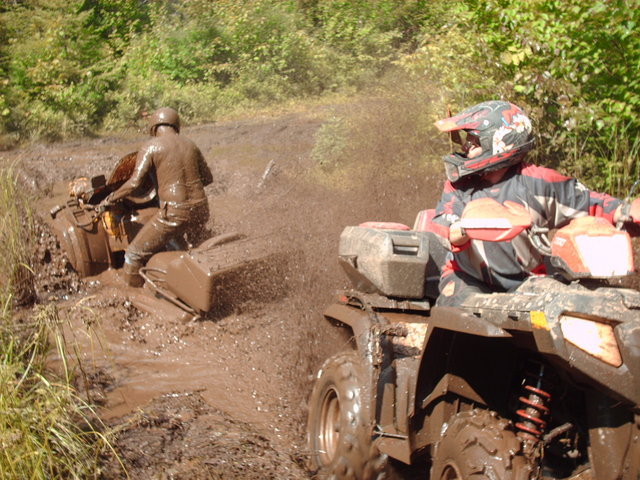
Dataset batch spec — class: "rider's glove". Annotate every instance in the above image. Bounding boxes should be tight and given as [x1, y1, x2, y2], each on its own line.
[619, 198, 640, 224]
[629, 198, 640, 223]
[615, 198, 640, 237]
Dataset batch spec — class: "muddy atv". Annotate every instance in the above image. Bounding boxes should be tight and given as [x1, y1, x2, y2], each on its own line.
[306, 199, 640, 479]
[50, 152, 280, 319]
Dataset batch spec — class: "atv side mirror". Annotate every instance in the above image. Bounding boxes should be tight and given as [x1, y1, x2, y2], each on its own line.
[460, 198, 532, 242]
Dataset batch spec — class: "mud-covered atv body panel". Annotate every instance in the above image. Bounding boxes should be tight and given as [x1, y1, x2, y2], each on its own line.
[51, 196, 157, 277]
[338, 226, 446, 300]
[309, 223, 640, 480]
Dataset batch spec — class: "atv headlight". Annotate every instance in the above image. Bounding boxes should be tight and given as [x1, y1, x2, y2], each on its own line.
[574, 233, 632, 276]
[559, 314, 622, 367]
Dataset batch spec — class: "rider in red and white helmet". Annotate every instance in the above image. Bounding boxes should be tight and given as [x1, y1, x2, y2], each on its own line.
[431, 100, 626, 306]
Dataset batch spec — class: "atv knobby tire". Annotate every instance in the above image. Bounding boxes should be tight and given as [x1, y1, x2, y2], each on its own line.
[307, 351, 387, 480]
[431, 409, 535, 480]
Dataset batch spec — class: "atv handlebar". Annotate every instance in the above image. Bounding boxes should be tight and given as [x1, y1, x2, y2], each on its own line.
[50, 199, 113, 229]
[73, 204, 107, 228]
[460, 197, 639, 259]
[460, 198, 533, 242]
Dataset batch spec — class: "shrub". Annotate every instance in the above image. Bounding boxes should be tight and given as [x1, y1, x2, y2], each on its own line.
[1, 0, 636, 198]
[468, 0, 640, 194]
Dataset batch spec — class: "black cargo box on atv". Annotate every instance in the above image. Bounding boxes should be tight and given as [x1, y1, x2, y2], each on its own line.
[338, 226, 447, 301]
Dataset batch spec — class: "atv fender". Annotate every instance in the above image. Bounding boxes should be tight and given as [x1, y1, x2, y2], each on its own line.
[51, 201, 113, 277]
[402, 306, 515, 454]
[428, 306, 512, 338]
[323, 303, 378, 357]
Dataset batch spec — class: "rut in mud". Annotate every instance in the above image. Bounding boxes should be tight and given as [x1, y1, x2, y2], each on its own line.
[8, 102, 444, 478]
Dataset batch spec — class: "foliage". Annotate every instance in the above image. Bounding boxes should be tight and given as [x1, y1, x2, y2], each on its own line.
[0, 164, 112, 479]
[1, 0, 118, 141]
[0, 0, 637, 193]
[387, 0, 639, 194]
[0, 307, 110, 480]
[310, 74, 442, 194]
[0, 163, 35, 304]
[78, 0, 149, 55]
[0, 0, 412, 142]
[395, 3, 504, 110]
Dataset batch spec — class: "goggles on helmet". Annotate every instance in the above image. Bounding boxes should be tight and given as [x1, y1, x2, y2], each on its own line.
[456, 131, 481, 155]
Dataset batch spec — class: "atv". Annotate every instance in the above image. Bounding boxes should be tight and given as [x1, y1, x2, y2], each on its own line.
[306, 197, 640, 479]
[49, 152, 279, 320]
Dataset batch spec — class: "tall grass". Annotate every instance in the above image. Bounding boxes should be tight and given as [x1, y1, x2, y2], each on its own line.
[0, 164, 114, 479]
[577, 123, 640, 198]
[0, 164, 35, 306]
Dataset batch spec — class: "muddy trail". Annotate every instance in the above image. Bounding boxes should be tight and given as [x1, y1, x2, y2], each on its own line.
[6, 104, 444, 479]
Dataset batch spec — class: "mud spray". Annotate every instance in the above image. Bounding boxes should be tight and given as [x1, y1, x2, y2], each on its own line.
[13, 93, 444, 478]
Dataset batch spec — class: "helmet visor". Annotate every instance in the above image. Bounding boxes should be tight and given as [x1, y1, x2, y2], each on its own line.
[450, 130, 481, 156]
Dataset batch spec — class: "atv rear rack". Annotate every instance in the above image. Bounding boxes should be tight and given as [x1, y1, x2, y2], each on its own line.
[338, 290, 431, 312]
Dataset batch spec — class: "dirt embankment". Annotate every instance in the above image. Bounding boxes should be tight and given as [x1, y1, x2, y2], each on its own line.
[5, 104, 444, 479]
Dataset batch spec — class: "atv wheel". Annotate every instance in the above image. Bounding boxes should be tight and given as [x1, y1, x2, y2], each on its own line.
[307, 351, 387, 480]
[431, 409, 535, 480]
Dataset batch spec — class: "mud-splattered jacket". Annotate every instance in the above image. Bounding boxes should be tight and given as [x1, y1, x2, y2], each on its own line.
[432, 162, 622, 291]
[108, 131, 213, 208]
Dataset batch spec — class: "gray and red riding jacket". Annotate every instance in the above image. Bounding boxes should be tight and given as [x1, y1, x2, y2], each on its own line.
[432, 163, 622, 291]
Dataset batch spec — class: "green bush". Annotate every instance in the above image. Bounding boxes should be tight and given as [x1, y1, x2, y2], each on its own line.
[1, 0, 637, 197]
[396, 3, 503, 109]
[468, 0, 640, 194]
[1, 1, 118, 141]
[0, 0, 424, 142]
[0, 306, 110, 480]
[310, 73, 442, 194]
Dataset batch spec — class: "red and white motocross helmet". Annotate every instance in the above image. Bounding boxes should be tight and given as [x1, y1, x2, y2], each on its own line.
[435, 100, 535, 182]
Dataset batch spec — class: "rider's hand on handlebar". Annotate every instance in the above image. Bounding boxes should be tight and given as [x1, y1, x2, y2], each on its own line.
[616, 198, 640, 225]
[628, 198, 640, 223]
[449, 221, 469, 246]
[96, 195, 114, 213]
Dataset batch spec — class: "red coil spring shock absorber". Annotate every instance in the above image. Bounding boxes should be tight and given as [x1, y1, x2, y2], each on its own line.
[515, 362, 551, 440]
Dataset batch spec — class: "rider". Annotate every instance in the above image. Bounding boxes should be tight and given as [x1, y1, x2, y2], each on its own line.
[432, 100, 625, 306]
[101, 107, 213, 287]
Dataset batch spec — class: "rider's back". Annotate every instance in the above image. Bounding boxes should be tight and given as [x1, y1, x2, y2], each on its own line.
[143, 133, 207, 205]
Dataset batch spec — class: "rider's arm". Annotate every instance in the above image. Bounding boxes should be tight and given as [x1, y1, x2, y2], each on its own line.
[105, 147, 153, 203]
[432, 180, 471, 250]
[197, 150, 213, 186]
[520, 164, 622, 226]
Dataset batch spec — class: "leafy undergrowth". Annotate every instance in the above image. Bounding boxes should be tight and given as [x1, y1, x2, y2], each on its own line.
[0, 307, 114, 480]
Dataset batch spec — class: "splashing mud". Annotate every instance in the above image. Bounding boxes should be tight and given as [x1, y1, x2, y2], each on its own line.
[6, 103, 444, 478]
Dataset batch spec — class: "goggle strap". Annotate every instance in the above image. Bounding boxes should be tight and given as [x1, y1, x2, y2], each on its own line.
[447, 104, 462, 147]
